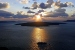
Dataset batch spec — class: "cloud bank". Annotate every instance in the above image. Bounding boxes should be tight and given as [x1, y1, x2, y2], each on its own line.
[45, 8, 68, 17]
[0, 10, 14, 18]
[0, 0, 75, 21]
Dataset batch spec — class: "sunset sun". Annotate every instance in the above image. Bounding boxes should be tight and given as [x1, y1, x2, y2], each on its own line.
[35, 15, 42, 22]
[36, 15, 41, 20]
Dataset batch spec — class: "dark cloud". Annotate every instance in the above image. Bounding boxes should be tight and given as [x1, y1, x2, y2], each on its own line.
[45, 8, 68, 17]
[24, 0, 74, 10]
[55, 8, 66, 13]
[38, 10, 45, 13]
[53, 1, 67, 8]
[39, 3, 52, 9]
[47, 0, 54, 4]
[53, 1, 74, 8]
[46, 0, 54, 8]
[58, 3, 67, 7]
[39, 0, 53, 9]
[17, 11, 25, 14]
[27, 10, 35, 13]
[0, 10, 31, 18]
[13, 14, 29, 18]
[31, 0, 53, 9]
[0, 2, 10, 9]
[33, 0, 36, 1]
[0, 10, 14, 18]
[45, 3, 52, 8]
[39, 3, 47, 9]
[23, 6, 30, 9]
[34, 10, 45, 15]
[31, 0, 74, 9]
[13, 11, 29, 18]
[32, 2, 38, 9]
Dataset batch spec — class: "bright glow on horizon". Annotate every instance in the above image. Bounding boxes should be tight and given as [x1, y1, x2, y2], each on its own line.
[34, 15, 42, 22]
[36, 15, 41, 20]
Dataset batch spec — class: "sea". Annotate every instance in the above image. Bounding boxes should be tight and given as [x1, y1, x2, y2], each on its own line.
[0, 21, 75, 50]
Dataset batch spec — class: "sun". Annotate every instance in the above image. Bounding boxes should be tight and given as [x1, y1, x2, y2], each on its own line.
[32, 14, 42, 22]
[36, 15, 41, 20]
[35, 15, 42, 22]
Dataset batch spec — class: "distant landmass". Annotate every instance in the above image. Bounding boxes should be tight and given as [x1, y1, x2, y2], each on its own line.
[15, 22, 66, 27]
[0, 21, 16, 23]
[65, 20, 75, 22]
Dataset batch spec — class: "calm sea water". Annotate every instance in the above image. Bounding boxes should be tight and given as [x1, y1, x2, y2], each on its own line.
[0, 21, 75, 50]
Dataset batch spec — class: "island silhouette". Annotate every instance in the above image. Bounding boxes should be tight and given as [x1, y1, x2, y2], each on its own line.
[15, 22, 66, 27]
[64, 20, 75, 22]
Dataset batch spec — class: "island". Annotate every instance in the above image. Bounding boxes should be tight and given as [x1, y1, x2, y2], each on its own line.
[15, 22, 66, 27]
[64, 20, 75, 22]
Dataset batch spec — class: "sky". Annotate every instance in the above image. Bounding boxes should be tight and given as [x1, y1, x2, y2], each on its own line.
[0, 0, 75, 21]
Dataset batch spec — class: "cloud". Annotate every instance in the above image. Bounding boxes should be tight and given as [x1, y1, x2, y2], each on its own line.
[53, 1, 74, 9]
[0, 10, 14, 18]
[31, 0, 54, 9]
[0, 0, 75, 21]
[13, 14, 29, 18]
[22, 0, 74, 10]
[0, 10, 31, 18]
[0, 2, 10, 9]
[45, 8, 68, 17]
[27, 10, 35, 13]
[33, 0, 36, 1]
[0, 10, 74, 21]
[23, 6, 30, 9]
[38, 10, 45, 13]
[13, 11, 30, 18]
[17, 11, 25, 15]
[46, 0, 54, 8]
[32, 2, 38, 9]
[18, 0, 28, 4]
[39, 0, 54, 9]
[39, 3, 47, 9]
[55, 8, 66, 12]
[47, 0, 54, 4]
[53, 1, 67, 9]
[42, 17, 67, 22]
[71, 13, 75, 17]
[65, 2, 74, 7]
[34, 10, 45, 15]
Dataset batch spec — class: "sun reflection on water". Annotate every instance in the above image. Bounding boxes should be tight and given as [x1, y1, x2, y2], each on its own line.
[32, 28, 48, 42]
[30, 27, 49, 50]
